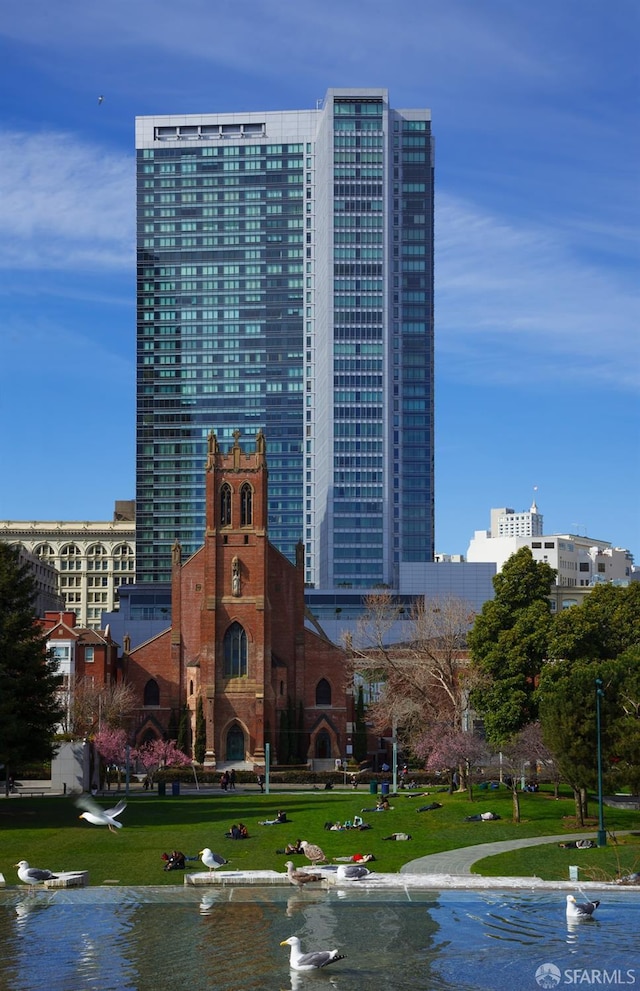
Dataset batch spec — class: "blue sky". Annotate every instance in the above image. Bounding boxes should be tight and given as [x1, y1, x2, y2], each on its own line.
[0, 0, 638, 558]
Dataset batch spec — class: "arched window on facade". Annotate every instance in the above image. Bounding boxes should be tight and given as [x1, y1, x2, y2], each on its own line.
[60, 543, 82, 571]
[144, 678, 160, 707]
[35, 543, 56, 562]
[220, 483, 232, 526]
[240, 483, 252, 526]
[315, 728, 331, 758]
[315, 678, 332, 706]
[223, 622, 247, 678]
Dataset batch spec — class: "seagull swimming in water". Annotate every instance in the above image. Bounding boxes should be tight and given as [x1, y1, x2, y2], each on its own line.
[336, 863, 371, 880]
[285, 861, 323, 888]
[280, 935, 346, 972]
[76, 796, 126, 832]
[566, 894, 600, 920]
[15, 861, 57, 891]
[199, 848, 228, 872]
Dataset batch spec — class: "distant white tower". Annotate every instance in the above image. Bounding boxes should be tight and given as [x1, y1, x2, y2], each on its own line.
[490, 492, 543, 539]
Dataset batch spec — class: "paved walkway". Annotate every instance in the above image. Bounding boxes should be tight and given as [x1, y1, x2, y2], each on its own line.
[402, 832, 610, 875]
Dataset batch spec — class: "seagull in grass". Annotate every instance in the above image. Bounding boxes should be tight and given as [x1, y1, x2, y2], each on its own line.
[76, 796, 126, 833]
[285, 861, 323, 888]
[566, 894, 600, 920]
[280, 935, 346, 972]
[299, 840, 326, 865]
[199, 848, 229, 872]
[336, 863, 371, 881]
[15, 861, 57, 892]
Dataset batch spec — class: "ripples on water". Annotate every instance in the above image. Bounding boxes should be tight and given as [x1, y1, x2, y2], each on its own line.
[0, 887, 637, 991]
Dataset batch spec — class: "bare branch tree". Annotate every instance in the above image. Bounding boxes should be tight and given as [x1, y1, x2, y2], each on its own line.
[69, 677, 138, 736]
[344, 594, 475, 752]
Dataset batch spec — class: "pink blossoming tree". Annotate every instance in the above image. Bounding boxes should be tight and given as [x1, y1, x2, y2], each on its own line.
[131, 739, 191, 788]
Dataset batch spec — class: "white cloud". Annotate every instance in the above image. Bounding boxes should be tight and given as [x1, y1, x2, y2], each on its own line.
[0, 131, 133, 271]
[436, 192, 640, 389]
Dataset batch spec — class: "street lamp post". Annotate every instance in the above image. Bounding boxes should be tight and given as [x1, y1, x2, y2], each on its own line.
[595, 678, 606, 847]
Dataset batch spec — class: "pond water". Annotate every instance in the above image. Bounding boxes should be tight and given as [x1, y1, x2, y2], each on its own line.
[0, 886, 638, 991]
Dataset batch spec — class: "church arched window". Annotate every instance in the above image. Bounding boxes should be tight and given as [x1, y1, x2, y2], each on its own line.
[240, 483, 252, 526]
[144, 678, 160, 707]
[224, 622, 247, 678]
[220, 483, 232, 526]
[315, 678, 332, 706]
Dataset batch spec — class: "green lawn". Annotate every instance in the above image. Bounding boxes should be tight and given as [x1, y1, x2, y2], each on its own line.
[1, 785, 638, 886]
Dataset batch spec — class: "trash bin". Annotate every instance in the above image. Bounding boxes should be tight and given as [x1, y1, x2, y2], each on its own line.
[157, 781, 166, 796]
[369, 780, 378, 795]
[171, 781, 180, 797]
[381, 782, 390, 797]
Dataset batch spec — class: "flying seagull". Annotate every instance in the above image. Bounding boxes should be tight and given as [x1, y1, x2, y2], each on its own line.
[280, 935, 346, 972]
[285, 861, 323, 888]
[566, 894, 600, 920]
[336, 863, 371, 880]
[299, 840, 326, 865]
[98, 96, 104, 104]
[76, 796, 126, 832]
[199, 848, 228, 872]
[15, 861, 57, 891]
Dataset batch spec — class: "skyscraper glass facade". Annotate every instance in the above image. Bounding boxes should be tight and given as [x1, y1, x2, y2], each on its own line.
[135, 89, 433, 587]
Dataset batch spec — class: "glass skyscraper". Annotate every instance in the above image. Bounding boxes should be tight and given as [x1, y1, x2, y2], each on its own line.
[135, 88, 434, 587]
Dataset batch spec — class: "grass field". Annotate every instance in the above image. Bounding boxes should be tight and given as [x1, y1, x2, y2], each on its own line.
[1, 785, 638, 886]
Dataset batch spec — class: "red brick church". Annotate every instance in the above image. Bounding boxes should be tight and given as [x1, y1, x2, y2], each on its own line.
[123, 430, 353, 768]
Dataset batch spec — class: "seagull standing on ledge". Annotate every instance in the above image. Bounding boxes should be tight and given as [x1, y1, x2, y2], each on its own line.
[15, 861, 57, 891]
[299, 840, 326, 865]
[566, 894, 600, 920]
[336, 864, 371, 880]
[280, 935, 346, 971]
[285, 861, 323, 888]
[199, 848, 228, 872]
[76, 796, 126, 833]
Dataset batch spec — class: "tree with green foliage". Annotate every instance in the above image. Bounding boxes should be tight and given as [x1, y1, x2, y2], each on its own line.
[194, 696, 206, 764]
[0, 543, 64, 795]
[549, 582, 640, 664]
[469, 547, 556, 747]
[538, 657, 629, 823]
[540, 583, 640, 812]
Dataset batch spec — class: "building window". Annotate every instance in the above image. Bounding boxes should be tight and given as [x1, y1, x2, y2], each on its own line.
[144, 679, 160, 707]
[315, 678, 332, 706]
[85, 647, 94, 663]
[224, 622, 247, 678]
[240, 483, 253, 526]
[220, 483, 232, 526]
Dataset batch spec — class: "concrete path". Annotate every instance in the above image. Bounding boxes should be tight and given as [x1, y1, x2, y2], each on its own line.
[402, 833, 608, 875]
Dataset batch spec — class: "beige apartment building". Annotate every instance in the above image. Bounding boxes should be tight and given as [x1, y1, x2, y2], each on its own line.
[0, 502, 135, 629]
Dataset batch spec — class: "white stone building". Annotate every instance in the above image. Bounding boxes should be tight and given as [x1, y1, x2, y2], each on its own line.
[467, 504, 634, 592]
[0, 505, 135, 628]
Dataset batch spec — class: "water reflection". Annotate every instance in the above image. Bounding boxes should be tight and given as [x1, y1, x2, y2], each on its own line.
[0, 887, 637, 991]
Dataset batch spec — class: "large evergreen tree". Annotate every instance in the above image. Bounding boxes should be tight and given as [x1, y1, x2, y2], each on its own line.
[0, 543, 64, 794]
[468, 547, 556, 746]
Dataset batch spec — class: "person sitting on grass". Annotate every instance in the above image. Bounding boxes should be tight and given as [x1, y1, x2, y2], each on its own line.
[259, 809, 288, 825]
[360, 796, 391, 812]
[161, 850, 186, 870]
[276, 839, 304, 855]
[226, 823, 249, 839]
